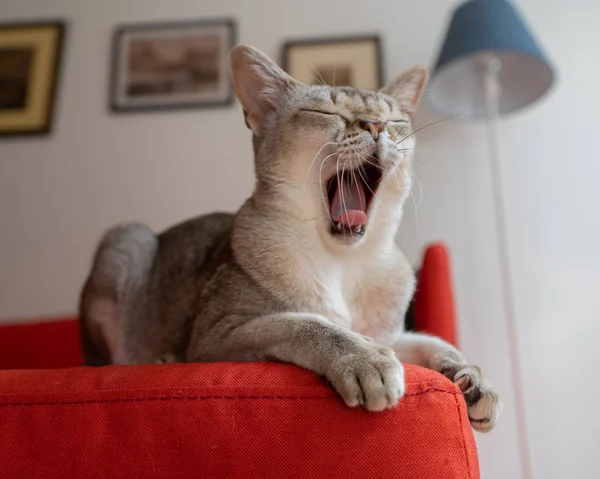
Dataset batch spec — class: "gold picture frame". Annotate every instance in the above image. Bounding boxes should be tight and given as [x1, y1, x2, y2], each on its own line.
[110, 19, 236, 112]
[0, 21, 65, 137]
[283, 36, 382, 90]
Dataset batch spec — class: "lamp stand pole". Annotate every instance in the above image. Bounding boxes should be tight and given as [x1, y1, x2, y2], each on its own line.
[483, 57, 533, 479]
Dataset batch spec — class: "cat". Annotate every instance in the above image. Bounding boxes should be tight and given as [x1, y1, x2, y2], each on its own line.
[79, 44, 500, 432]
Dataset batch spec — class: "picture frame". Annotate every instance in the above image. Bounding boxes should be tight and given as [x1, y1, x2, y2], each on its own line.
[0, 20, 66, 137]
[283, 35, 383, 90]
[110, 19, 236, 112]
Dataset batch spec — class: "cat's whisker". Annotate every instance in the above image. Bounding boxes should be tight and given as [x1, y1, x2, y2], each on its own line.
[307, 151, 338, 207]
[390, 165, 403, 191]
[392, 107, 418, 142]
[395, 148, 426, 207]
[321, 154, 339, 228]
[357, 165, 383, 206]
[310, 65, 326, 86]
[410, 167, 423, 208]
[351, 168, 367, 235]
[335, 155, 346, 239]
[350, 149, 384, 172]
[350, 169, 362, 226]
[318, 152, 337, 229]
[339, 164, 353, 241]
[304, 142, 339, 189]
[395, 110, 465, 145]
[361, 156, 384, 171]
[347, 149, 384, 207]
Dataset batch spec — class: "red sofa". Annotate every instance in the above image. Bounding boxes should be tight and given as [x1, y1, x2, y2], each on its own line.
[0, 244, 479, 478]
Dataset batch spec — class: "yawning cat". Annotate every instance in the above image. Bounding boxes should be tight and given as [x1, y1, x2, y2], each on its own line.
[79, 45, 501, 432]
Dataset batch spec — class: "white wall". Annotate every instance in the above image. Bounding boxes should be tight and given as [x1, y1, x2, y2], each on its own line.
[1, 1, 598, 478]
[398, 2, 600, 478]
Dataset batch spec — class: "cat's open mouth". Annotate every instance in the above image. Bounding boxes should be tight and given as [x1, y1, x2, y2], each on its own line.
[326, 161, 382, 237]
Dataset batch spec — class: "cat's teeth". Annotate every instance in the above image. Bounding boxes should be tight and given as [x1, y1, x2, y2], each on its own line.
[333, 222, 363, 234]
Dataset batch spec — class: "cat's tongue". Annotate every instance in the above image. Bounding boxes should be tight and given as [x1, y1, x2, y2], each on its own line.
[330, 175, 368, 227]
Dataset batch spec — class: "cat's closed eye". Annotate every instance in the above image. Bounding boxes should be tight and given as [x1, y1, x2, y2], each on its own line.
[300, 109, 351, 127]
[386, 120, 410, 135]
[387, 120, 409, 126]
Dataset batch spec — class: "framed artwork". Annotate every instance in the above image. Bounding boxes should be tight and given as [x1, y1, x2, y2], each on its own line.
[0, 21, 65, 137]
[110, 19, 236, 112]
[283, 35, 382, 90]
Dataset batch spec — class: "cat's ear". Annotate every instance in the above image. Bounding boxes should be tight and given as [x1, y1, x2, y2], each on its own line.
[380, 66, 428, 115]
[229, 45, 297, 134]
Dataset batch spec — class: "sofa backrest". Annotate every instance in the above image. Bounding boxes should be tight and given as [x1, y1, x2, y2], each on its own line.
[0, 243, 457, 370]
[0, 318, 83, 370]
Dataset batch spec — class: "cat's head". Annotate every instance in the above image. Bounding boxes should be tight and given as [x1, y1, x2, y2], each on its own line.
[229, 45, 427, 246]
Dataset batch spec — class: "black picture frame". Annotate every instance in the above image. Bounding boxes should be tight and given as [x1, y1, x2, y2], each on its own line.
[110, 18, 236, 113]
[282, 35, 383, 90]
[0, 20, 66, 137]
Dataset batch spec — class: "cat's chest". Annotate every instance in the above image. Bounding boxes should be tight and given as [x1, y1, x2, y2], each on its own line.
[309, 257, 404, 339]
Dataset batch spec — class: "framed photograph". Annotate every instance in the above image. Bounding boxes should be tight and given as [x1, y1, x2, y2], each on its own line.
[0, 21, 65, 137]
[283, 36, 382, 90]
[110, 19, 236, 112]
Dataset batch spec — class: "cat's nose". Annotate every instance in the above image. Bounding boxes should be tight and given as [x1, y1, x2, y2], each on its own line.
[360, 120, 384, 140]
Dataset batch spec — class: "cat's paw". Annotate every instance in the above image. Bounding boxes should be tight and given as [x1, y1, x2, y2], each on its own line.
[328, 338, 405, 412]
[442, 363, 502, 433]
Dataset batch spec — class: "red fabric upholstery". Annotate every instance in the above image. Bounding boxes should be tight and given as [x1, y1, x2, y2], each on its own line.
[0, 317, 82, 370]
[0, 361, 479, 478]
[414, 243, 458, 347]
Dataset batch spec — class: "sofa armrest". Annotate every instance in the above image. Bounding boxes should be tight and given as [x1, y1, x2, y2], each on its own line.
[0, 362, 479, 478]
[415, 243, 459, 347]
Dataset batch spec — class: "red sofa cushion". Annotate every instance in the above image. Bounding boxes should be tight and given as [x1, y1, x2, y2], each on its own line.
[0, 361, 479, 478]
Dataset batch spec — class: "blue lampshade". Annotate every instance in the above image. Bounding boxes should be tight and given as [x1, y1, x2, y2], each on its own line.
[429, 0, 554, 119]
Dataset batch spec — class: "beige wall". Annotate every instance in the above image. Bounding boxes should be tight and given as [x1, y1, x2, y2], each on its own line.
[1, 1, 599, 477]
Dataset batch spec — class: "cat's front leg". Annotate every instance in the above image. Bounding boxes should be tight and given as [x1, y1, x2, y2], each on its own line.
[188, 312, 405, 412]
[393, 332, 501, 432]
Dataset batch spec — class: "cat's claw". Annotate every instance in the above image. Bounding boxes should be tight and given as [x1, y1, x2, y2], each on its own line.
[441, 363, 502, 432]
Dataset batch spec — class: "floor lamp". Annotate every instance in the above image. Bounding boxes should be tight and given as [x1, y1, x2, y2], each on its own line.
[428, 1, 555, 478]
